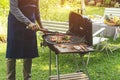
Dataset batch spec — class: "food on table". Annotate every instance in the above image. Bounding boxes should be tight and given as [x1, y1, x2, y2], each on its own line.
[116, 20, 120, 26]
[104, 15, 120, 26]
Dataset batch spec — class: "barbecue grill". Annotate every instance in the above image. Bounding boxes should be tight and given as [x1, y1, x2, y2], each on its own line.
[42, 12, 94, 80]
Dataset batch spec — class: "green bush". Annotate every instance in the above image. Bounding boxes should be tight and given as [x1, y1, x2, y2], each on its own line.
[0, 0, 9, 16]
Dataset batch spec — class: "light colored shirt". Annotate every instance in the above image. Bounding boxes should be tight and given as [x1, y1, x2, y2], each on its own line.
[10, 0, 32, 25]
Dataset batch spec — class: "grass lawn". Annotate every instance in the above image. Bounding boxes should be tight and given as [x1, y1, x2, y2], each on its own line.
[0, 37, 120, 80]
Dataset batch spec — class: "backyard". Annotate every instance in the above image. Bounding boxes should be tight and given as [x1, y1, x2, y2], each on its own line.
[0, 0, 120, 80]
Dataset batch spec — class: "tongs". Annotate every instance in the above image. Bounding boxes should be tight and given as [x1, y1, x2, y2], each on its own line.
[38, 28, 59, 35]
[26, 25, 59, 34]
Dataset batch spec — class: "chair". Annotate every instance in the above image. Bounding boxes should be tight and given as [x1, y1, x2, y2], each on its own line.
[93, 27, 108, 50]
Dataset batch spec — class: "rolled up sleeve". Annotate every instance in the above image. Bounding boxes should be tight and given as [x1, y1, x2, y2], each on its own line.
[10, 0, 32, 25]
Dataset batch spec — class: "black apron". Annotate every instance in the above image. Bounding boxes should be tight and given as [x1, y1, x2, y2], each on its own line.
[6, 0, 39, 58]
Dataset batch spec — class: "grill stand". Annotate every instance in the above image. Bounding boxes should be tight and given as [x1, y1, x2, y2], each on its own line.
[48, 48, 91, 80]
[79, 53, 90, 80]
[49, 49, 52, 77]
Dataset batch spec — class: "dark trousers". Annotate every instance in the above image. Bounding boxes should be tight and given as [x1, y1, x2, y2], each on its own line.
[6, 58, 32, 80]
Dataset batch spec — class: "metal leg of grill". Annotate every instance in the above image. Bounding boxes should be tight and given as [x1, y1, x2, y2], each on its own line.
[73, 54, 79, 72]
[56, 54, 60, 80]
[79, 54, 90, 80]
[49, 49, 52, 79]
[86, 52, 90, 66]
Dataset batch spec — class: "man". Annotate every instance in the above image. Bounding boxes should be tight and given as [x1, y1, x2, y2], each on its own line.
[6, 0, 46, 80]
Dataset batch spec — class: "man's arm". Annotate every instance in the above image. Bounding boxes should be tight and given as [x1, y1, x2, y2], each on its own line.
[10, 0, 32, 25]
[35, 0, 43, 28]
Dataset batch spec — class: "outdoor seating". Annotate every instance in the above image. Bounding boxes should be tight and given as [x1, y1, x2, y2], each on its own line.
[104, 8, 120, 17]
[93, 27, 108, 50]
[92, 8, 120, 40]
[104, 8, 120, 40]
[90, 8, 120, 56]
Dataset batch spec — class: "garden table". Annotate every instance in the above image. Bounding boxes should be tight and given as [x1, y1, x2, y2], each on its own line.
[92, 21, 120, 40]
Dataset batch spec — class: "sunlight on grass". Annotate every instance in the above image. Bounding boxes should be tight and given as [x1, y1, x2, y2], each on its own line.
[32, 63, 56, 71]
[115, 65, 120, 72]
[108, 43, 120, 49]
[86, 6, 104, 16]
[17, 59, 23, 63]
[40, 65, 49, 70]
[0, 43, 6, 54]
[40, 64, 58, 71]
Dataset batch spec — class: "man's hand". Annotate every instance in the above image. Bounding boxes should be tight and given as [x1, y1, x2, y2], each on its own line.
[27, 22, 39, 31]
[27, 23, 49, 34]
[38, 28, 48, 34]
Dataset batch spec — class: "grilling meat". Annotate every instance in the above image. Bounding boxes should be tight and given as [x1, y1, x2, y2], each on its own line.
[50, 35, 71, 43]
[73, 43, 88, 51]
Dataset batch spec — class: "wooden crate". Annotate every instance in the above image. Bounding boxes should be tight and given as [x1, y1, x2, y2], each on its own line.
[49, 72, 89, 80]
